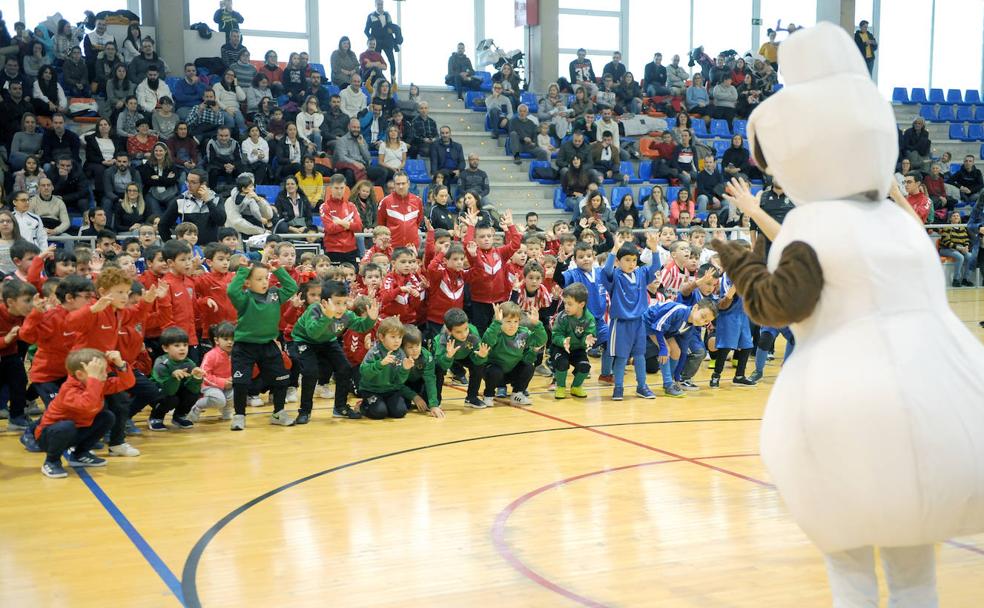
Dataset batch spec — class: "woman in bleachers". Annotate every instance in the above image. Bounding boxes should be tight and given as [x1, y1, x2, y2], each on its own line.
[458, 190, 499, 231]
[668, 187, 695, 225]
[615, 72, 643, 116]
[282, 52, 308, 106]
[13, 155, 44, 197]
[241, 125, 271, 185]
[167, 122, 201, 175]
[538, 83, 572, 140]
[684, 73, 710, 117]
[23, 41, 50, 80]
[246, 73, 272, 116]
[349, 179, 379, 230]
[331, 36, 360, 88]
[295, 95, 324, 151]
[251, 96, 276, 141]
[127, 118, 159, 162]
[0, 210, 24, 275]
[139, 142, 180, 216]
[152, 97, 178, 139]
[561, 155, 593, 211]
[373, 79, 397, 121]
[721, 134, 752, 181]
[274, 175, 316, 235]
[294, 155, 324, 205]
[32, 65, 67, 117]
[276, 122, 316, 180]
[259, 50, 285, 97]
[378, 125, 407, 183]
[492, 62, 521, 112]
[121, 22, 142, 64]
[102, 64, 136, 120]
[642, 185, 669, 227]
[736, 73, 761, 119]
[615, 192, 640, 228]
[114, 182, 150, 233]
[572, 190, 617, 237]
[570, 86, 594, 120]
[9, 113, 42, 171]
[52, 19, 83, 66]
[83, 118, 120, 202]
[213, 69, 248, 137]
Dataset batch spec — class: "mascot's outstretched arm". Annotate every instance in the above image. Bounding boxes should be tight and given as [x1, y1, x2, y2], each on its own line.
[710, 178, 823, 328]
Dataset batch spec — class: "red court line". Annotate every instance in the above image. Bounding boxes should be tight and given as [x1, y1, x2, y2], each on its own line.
[491, 454, 760, 608]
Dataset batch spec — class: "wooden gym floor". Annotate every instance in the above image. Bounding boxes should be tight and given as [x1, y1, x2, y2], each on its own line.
[2, 290, 983, 608]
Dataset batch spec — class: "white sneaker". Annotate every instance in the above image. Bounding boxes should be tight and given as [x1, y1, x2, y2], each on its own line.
[230, 414, 246, 431]
[270, 410, 295, 426]
[316, 384, 334, 399]
[187, 405, 202, 423]
[511, 392, 533, 407]
[247, 395, 264, 407]
[221, 402, 234, 420]
[534, 364, 553, 377]
[285, 387, 299, 403]
[108, 443, 140, 457]
[482, 396, 495, 408]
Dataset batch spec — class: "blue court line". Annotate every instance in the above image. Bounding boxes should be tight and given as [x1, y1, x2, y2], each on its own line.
[76, 468, 186, 606]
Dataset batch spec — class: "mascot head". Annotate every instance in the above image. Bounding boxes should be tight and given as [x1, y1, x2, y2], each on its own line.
[747, 22, 898, 204]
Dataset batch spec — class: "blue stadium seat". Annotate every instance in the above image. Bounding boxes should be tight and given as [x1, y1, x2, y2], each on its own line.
[946, 89, 963, 105]
[928, 88, 945, 104]
[610, 186, 633, 207]
[405, 159, 430, 184]
[909, 88, 928, 104]
[956, 106, 976, 122]
[638, 160, 653, 181]
[637, 186, 653, 207]
[919, 105, 938, 122]
[553, 188, 566, 210]
[936, 105, 956, 122]
[710, 119, 731, 138]
[312, 215, 323, 228]
[773, 83, 783, 93]
[692, 120, 709, 138]
[968, 124, 984, 142]
[949, 123, 967, 141]
[663, 117, 677, 130]
[891, 87, 909, 104]
[165, 76, 181, 91]
[309, 63, 326, 78]
[465, 91, 486, 111]
[965, 90, 981, 106]
[731, 119, 748, 137]
[255, 186, 280, 203]
[476, 71, 493, 92]
[952, 162, 962, 175]
[528, 160, 558, 184]
[666, 186, 682, 203]
[505, 138, 535, 159]
[620, 161, 643, 184]
[975, 106, 984, 122]
[325, 84, 340, 97]
[712, 140, 730, 158]
[520, 92, 539, 113]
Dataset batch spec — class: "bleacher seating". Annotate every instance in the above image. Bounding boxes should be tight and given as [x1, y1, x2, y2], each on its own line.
[967, 124, 984, 142]
[309, 63, 326, 78]
[712, 140, 730, 158]
[956, 106, 976, 123]
[710, 119, 731, 138]
[620, 161, 643, 184]
[892, 87, 910, 104]
[529, 160, 559, 184]
[610, 186, 633, 206]
[965, 90, 982, 106]
[405, 159, 429, 184]
[928, 88, 945, 104]
[553, 188, 566, 210]
[910, 88, 928, 104]
[465, 91, 486, 111]
[946, 89, 964, 105]
[949, 123, 966, 141]
[920, 105, 938, 122]
[732, 119, 747, 137]
[520, 92, 539, 113]
[936, 105, 956, 123]
[692, 120, 709, 138]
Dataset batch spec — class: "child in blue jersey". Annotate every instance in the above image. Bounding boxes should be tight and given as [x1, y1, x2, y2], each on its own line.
[748, 326, 795, 383]
[601, 233, 662, 400]
[671, 263, 721, 390]
[553, 242, 614, 383]
[711, 240, 756, 388]
[644, 299, 717, 396]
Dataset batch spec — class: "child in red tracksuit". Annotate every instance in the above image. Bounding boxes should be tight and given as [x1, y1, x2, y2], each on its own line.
[138, 245, 172, 359]
[463, 208, 522, 334]
[425, 239, 467, 343]
[342, 295, 378, 397]
[20, 275, 96, 405]
[360, 226, 393, 266]
[35, 348, 135, 478]
[161, 240, 199, 358]
[115, 280, 170, 434]
[379, 247, 424, 321]
[194, 244, 236, 340]
[321, 174, 364, 265]
[0, 280, 38, 430]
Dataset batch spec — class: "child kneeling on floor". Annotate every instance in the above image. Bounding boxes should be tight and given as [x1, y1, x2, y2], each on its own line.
[190, 322, 236, 422]
[35, 348, 135, 478]
[148, 327, 205, 431]
[481, 302, 547, 407]
[359, 317, 414, 420]
[400, 325, 443, 418]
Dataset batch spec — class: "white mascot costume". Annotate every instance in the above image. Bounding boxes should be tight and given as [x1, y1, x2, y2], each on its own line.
[711, 22, 984, 607]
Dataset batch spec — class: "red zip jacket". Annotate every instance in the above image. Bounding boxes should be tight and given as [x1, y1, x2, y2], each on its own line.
[20, 306, 74, 382]
[117, 299, 159, 373]
[377, 191, 423, 249]
[193, 271, 236, 336]
[360, 244, 393, 265]
[464, 224, 522, 304]
[34, 364, 135, 439]
[343, 322, 377, 367]
[425, 249, 465, 324]
[0, 302, 25, 357]
[68, 301, 145, 351]
[409, 272, 427, 325]
[201, 346, 232, 389]
[505, 262, 524, 291]
[25, 255, 47, 292]
[163, 271, 198, 345]
[378, 271, 421, 321]
[290, 267, 317, 285]
[279, 299, 305, 338]
[321, 196, 363, 254]
[139, 271, 173, 338]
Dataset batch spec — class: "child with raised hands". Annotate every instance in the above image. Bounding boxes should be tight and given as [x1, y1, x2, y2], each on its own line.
[359, 317, 414, 420]
[644, 298, 718, 397]
[433, 308, 491, 409]
[480, 302, 547, 407]
[148, 327, 205, 430]
[400, 325, 443, 418]
[551, 283, 597, 399]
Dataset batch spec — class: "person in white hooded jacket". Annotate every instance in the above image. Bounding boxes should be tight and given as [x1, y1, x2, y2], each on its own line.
[135, 66, 173, 113]
[224, 173, 274, 236]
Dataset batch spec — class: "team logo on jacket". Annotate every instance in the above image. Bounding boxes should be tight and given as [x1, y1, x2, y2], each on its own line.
[482, 253, 502, 275]
[395, 294, 408, 305]
[332, 320, 348, 335]
[439, 280, 463, 301]
[506, 332, 528, 350]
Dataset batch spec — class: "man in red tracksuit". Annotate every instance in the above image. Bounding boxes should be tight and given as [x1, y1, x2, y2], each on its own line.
[161, 240, 200, 359]
[35, 349, 135, 478]
[321, 174, 364, 265]
[378, 247, 423, 321]
[463, 208, 521, 333]
[376, 172, 423, 250]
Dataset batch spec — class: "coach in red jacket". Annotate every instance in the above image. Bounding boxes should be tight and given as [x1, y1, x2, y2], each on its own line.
[376, 171, 423, 250]
[322, 174, 364, 264]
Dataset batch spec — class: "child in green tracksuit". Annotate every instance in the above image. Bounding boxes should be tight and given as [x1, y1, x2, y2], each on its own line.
[481, 302, 548, 407]
[291, 280, 378, 424]
[227, 261, 297, 431]
[401, 326, 443, 418]
[148, 327, 205, 431]
[550, 283, 598, 399]
[359, 317, 414, 420]
[432, 307, 490, 409]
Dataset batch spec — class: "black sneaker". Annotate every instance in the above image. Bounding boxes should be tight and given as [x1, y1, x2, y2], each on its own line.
[42, 460, 68, 478]
[20, 429, 41, 452]
[679, 380, 699, 391]
[294, 412, 311, 425]
[733, 376, 757, 386]
[952, 279, 961, 288]
[450, 373, 468, 386]
[464, 396, 487, 409]
[709, 374, 721, 388]
[171, 416, 194, 429]
[67, 451, 107, 467]
[333, 405, 363, 419]
[7, 415, 31, 432]
[961, 279, 975, 287]
[513, 155, 521, 165]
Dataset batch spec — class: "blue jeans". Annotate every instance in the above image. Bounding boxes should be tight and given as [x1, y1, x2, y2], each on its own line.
[223, 108, 247, 135]
[646, 83, 670, 97]
[940, 248, 974, 281]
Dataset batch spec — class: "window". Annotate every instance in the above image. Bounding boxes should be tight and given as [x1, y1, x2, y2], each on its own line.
[189, 0, 307, 35]
[627, 0, 691, 79]
[931, 0, 984, 91]
[400, 0, 475, 85]
[692, 0, 753, 57]
[854, 0, 875, 27]
[241, 35, 308, 63]
[876, 0, 932, 96]
[26, 1, 129, 34]
[759, 0, 816, 36]
[0, 1, 19, 25]
[317, 4, 369, 68]
[560, 0, 620, 10]
[559, 13, 620, 52]
[484, 0, 525, 64]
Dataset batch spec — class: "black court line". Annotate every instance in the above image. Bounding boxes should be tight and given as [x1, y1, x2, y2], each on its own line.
[176, 417, 760, 607]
